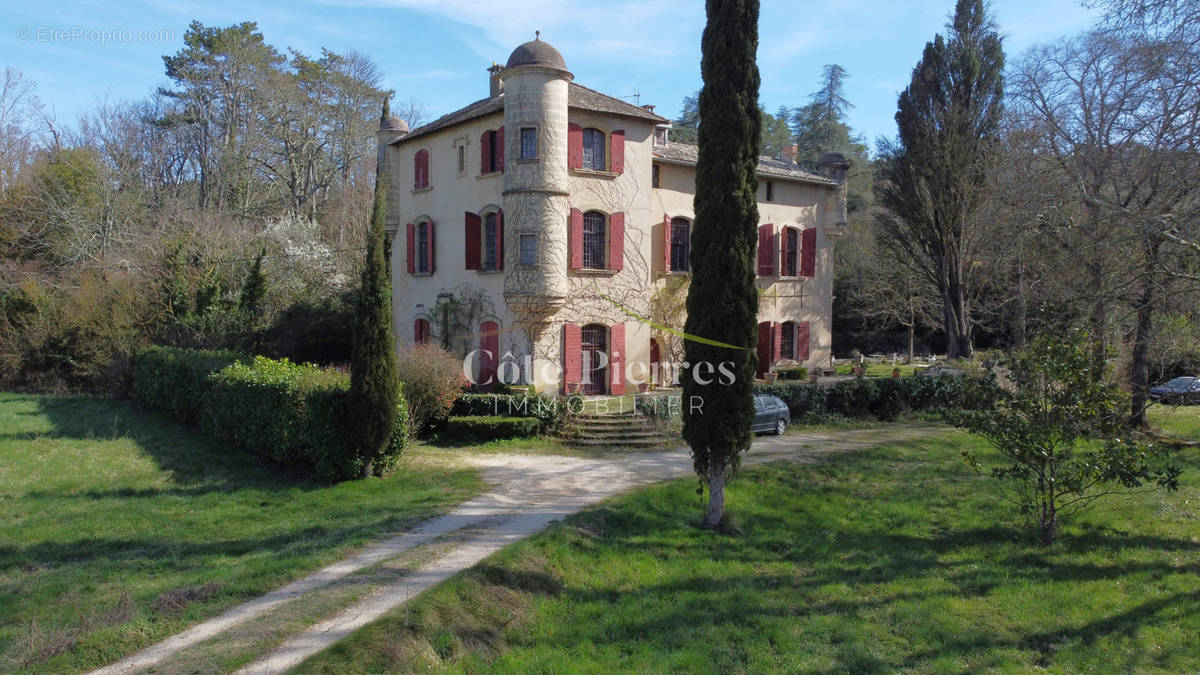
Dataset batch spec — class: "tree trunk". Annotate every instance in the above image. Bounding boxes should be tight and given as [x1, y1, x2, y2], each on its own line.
[361, 458, 374, 479]
[1012, 256, 1026, 348]
[1129, 239, 1161, 428]
[702, 462, 726, 529]
[1088, 249, 1108, 380]
[906, 319, 915, 365]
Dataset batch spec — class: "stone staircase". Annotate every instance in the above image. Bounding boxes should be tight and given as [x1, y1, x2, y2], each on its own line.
[559, 408, 679, 450]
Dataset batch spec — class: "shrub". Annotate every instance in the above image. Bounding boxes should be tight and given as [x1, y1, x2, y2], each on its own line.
[775, 366, 809, 381]
[441, 416, 540, 443]
[754, 382, 829, 417]
[952, 332, 1179, 545]
[132, 346, 248, 424]
[265, 296, 355, 365]
[451, 393, 561, 431]
[396, 343, 466, 437]
[133, 349, 407, 481]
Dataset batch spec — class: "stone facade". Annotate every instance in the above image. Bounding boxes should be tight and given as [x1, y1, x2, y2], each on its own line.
[380, 38, 847, 395]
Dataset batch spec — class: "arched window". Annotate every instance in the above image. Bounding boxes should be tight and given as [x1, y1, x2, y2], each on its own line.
[483, 212, 499, 271]
[416, 221, 431, 274]
[580, 323, 608, 395]
[582, 128, 606, 171]
[670, 217, 691, 272]
[582, 211, 607, 269]
[414, 149, 430, 189]
[780, 321, 796, 360]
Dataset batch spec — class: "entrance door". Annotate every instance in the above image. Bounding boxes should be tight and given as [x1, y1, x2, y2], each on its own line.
[580, 324, 608, 395]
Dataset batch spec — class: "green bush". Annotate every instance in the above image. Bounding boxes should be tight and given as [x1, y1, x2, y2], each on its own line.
[133, 348, 407, 481]
[753, 374, 995, 421]
[754, 382, 829, 417]
[451, 393, 561, 431]
[441, 416, 541, 443]
[132, 346, 248, 424]
[775, 366, 809, 381]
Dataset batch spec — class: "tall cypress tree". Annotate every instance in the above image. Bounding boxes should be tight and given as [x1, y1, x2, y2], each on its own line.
[876, 0, 1004, 360]
[683, 0, 762, 529]
[348, 99, 398, 478]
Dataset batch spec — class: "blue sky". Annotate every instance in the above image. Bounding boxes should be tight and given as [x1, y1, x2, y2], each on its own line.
[3, 0, 1100, 148]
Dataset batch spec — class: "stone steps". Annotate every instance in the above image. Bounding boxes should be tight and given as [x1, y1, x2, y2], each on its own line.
[558, 410, 678, 449]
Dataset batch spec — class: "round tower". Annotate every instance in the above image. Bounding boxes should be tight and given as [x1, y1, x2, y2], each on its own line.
[500, 34, 573, 314]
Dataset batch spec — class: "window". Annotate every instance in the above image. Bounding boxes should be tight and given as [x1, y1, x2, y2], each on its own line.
[652, 164, 660, 188]
[416, 221, 431, 274]
[519, 233, 537, 266]
[780, 321, 796, 359]
[765, 181, 774, 202]
[582, 211, 606, 269]
[582, 128, 606, 171]
[414, 318, 431, 345]
[483, 212, 499, 271]
[457, 144, 466, 174]
[783, 227, 799, 277]
[520, 127, 538, 159]
[670, 217, 690, 272]
[480, 129, 503, 174]
[414, 149, 430, 189]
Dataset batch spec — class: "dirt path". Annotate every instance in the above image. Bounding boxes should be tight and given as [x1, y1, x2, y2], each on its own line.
[92, 424, 945, 675]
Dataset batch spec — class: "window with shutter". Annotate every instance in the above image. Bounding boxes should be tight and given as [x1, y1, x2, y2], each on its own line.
[414, 150, 430, 189]
[406, 223, 415, 275]
[568, 123, 582, 169]
[414, 318, 431, 344]
[670, 217, 691, 272]
[483, 212, 499, 271]
[781, 321, 796, 359]
[479, 321, 500, 390]
[797, 321, 811, 360]
[562, 323, 582, 394]
[782, 227, 799, 277]
[569, 208, 584, 270]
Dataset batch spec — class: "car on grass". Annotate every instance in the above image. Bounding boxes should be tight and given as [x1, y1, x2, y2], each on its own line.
[1149, 376, 1200, 404]
[753, 394, 790, 435]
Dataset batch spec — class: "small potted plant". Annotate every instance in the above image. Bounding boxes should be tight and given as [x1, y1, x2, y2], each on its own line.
[764, 370, 778, 384]
[850, 350, 866, 377]
[892, 367, 902, 378]
[637, 381, 650, 394]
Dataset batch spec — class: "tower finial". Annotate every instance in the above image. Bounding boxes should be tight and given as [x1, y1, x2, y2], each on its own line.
[535, 30, 540, 40]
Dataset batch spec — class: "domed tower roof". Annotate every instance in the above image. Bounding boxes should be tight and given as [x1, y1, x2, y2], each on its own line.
[506, 32, 567, 70]
[380, 115, 409, 133]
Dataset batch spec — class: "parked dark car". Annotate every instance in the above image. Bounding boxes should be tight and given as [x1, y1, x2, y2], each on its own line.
[1149, 376, 1200, 404]
[752, 394, 790, 435]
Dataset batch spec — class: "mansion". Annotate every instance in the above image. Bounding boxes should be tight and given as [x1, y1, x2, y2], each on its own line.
[378, 36, 849, 395]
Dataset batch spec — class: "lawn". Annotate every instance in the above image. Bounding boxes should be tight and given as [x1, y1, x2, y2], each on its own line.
[299, 427, 1200, 673]
[1149, 401, 1200, 441]
[0, 392, 483, 673]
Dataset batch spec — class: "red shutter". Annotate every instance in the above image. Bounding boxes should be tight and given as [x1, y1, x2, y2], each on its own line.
[426, 220, 435, 274]
[568, 123, 582, 169]
[497, 126, 505, 171]
[801, 228, 817, 278]
[772, 322, 783, 363]
[569, 208, 583, 270]
[798, 321, 811, 361]
[414, 318, 429, 344]
[756, 322, 771, 377]
[415, 150, 429, 188]
[465, 212, 481, 270]
[609, 323, 626, 394]
[609, 212, 625, 271]
[496, 209, 505, 270]
[563, 323, 582, 394]
[610, 129, 625, 174]
[406, 223, 415, 275]
[480, 132, 491, 174]
[757, 223, 775, 276]
[479, 321, 500, 391]
[662, 214, 671, 272]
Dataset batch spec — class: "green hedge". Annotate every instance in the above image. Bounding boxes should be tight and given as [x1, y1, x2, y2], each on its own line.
[132, 346, 248, 424]
[775, 366, 809, 381]
[133, 347, 407, 481]
[754, 374, 996, 421]
[441, 416, 541, 443]
[450, 393, 561, 431]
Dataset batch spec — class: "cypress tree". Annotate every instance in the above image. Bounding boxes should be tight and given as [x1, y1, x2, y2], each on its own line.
[348, 99, 398, 478]
[238, 250, 267, 315]
[683, 0, 762, 529]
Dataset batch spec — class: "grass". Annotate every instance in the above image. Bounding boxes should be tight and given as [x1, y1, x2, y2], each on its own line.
[0, 392, 483, 673]
[1148, 402, 1200, 442]
[833, 363, 921, 377]
[298, 429, 1200, 673]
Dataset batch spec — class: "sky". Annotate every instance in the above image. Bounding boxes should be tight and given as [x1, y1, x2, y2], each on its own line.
[2, 0, 1102, 148]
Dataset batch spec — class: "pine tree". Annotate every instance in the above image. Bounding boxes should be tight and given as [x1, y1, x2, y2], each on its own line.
[238, 250, 267, 315]
[876, 0, 1004, 360]
[348, 99, 398, 478]
[683, 0, 762, 529]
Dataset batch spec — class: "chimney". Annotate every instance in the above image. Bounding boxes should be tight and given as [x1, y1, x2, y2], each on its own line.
[488, 63, 504, 98]
[782, 143, 799, 165]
